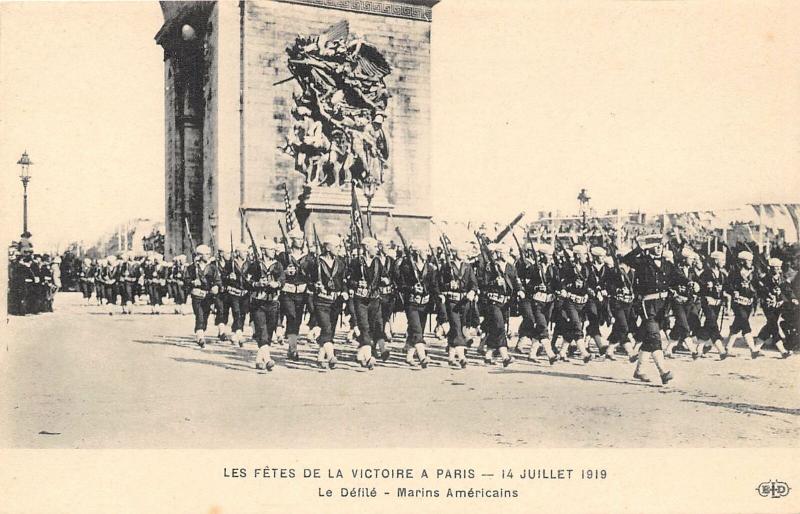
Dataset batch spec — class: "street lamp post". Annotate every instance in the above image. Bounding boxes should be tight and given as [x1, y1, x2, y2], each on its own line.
[577, 188, 591, 236]
[17, 151, 33, 239]
[363, 178, 378, 237]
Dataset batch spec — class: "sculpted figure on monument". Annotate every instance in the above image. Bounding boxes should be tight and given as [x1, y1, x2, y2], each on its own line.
[281, 20, 390, 190]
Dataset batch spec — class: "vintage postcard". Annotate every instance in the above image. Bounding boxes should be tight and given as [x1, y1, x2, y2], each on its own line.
[1, 1, 798, 512]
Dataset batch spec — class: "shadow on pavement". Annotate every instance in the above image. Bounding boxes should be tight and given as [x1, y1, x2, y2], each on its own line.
[683, 399, 800, 417]
[490, 367, 664, 388]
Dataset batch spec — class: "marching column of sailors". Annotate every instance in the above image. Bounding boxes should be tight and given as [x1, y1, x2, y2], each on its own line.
[69, 229, 799, 382]
[8, 239, 61, 315]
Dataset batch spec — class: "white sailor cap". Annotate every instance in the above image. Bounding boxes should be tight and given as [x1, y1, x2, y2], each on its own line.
[361, 236, 379, 247]
[486, 242, 500, 253]
[536, 243, 554, 255]
[710, 250, 725, 260]
[737, 251, 753, 261]
[235, 243, 250, 254]
[590, 246, 607, 257]
[174, 254, 186, 262]
[288, 228, 304, 240]
[769, 257, 783, 267]
[572, 244, 588, 255]
[195, 244, 211, 255]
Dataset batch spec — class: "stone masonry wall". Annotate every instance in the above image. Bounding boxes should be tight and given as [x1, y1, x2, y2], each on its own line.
[240, 0, 432, 239]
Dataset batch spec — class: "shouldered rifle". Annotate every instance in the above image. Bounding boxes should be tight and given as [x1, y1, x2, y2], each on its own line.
[184, 216, 196, 264]
[429, 244, 442, 271]
[430, 219, 455, 273]
[524, 230, 547, 287]
[209, 220, 218, 258]
[278, 220, 290, 256]
[511, 232, 529, 285]
[429, 244, 443, 287]
[475, 230, 505, 282]
[239, 208, 268, 275]
[494, 211, 526, 244]
[511, 232, 525, 263]
[553, 235, 569, 267]
[395, 227, 420, 284]
[440, 234, 453, 279]
[312, 223, 322, 285]
[184, 216, 202, 281]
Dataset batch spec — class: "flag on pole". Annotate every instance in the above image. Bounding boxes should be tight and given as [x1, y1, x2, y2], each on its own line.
[282, 183, 297, 233]
[350, 182, 364, 244]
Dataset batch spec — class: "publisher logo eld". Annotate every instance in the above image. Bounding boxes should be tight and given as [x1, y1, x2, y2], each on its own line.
[756, 480, 791, 499]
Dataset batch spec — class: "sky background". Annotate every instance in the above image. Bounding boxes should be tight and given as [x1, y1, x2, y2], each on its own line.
[1, 0, 799, 252]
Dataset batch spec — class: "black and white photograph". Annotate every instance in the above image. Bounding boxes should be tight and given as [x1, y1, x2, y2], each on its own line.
[1, 0, 799, 512]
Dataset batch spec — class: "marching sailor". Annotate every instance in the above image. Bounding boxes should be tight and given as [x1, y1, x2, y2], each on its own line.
[517, 242, 559, 365]
[621, 235, 674, 385]
[348, 236, 384, 369]
[309, 234, 348, 369]
[222, 244, 252, 347]
[245, 239, 285, 371]
[396, 240, 438, 368]
[695, 250, 730, 360]
[437, 239, 479, 368]
[278, 229, 311, 361]
[185, 245, 220, 348]
[723, 251, 762, 358]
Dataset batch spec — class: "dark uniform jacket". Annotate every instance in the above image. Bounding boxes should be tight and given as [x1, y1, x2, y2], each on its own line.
[78, 263, 94, 282]
[168, 262, 186, 284]
[477, 257, 521, 304]
[348, 254, 384, 300]
[621, 248, 675, 298]
[439, 258, 478, 296]
[277, 250, 311, 295]
[185, 260, 221, 299]
[115, 261, 140, 284]
[244, 259, 285, 302]
[221, 257, 250, 297]
[725, 268, 759, 308]
[698, 266, 727, 307]
[669, 264, 698, 305]
[560, 260, 591, 299]
[517, 256, 559, 301]
[308, 253, 347, 298]
[601, 266, 635, 304]
[394, 254, 438, 306]
[587, 263, 609, 299]
[376, 253, 396, 298]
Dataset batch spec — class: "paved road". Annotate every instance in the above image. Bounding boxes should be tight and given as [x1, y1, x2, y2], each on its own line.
[1, 293, 797, 448]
